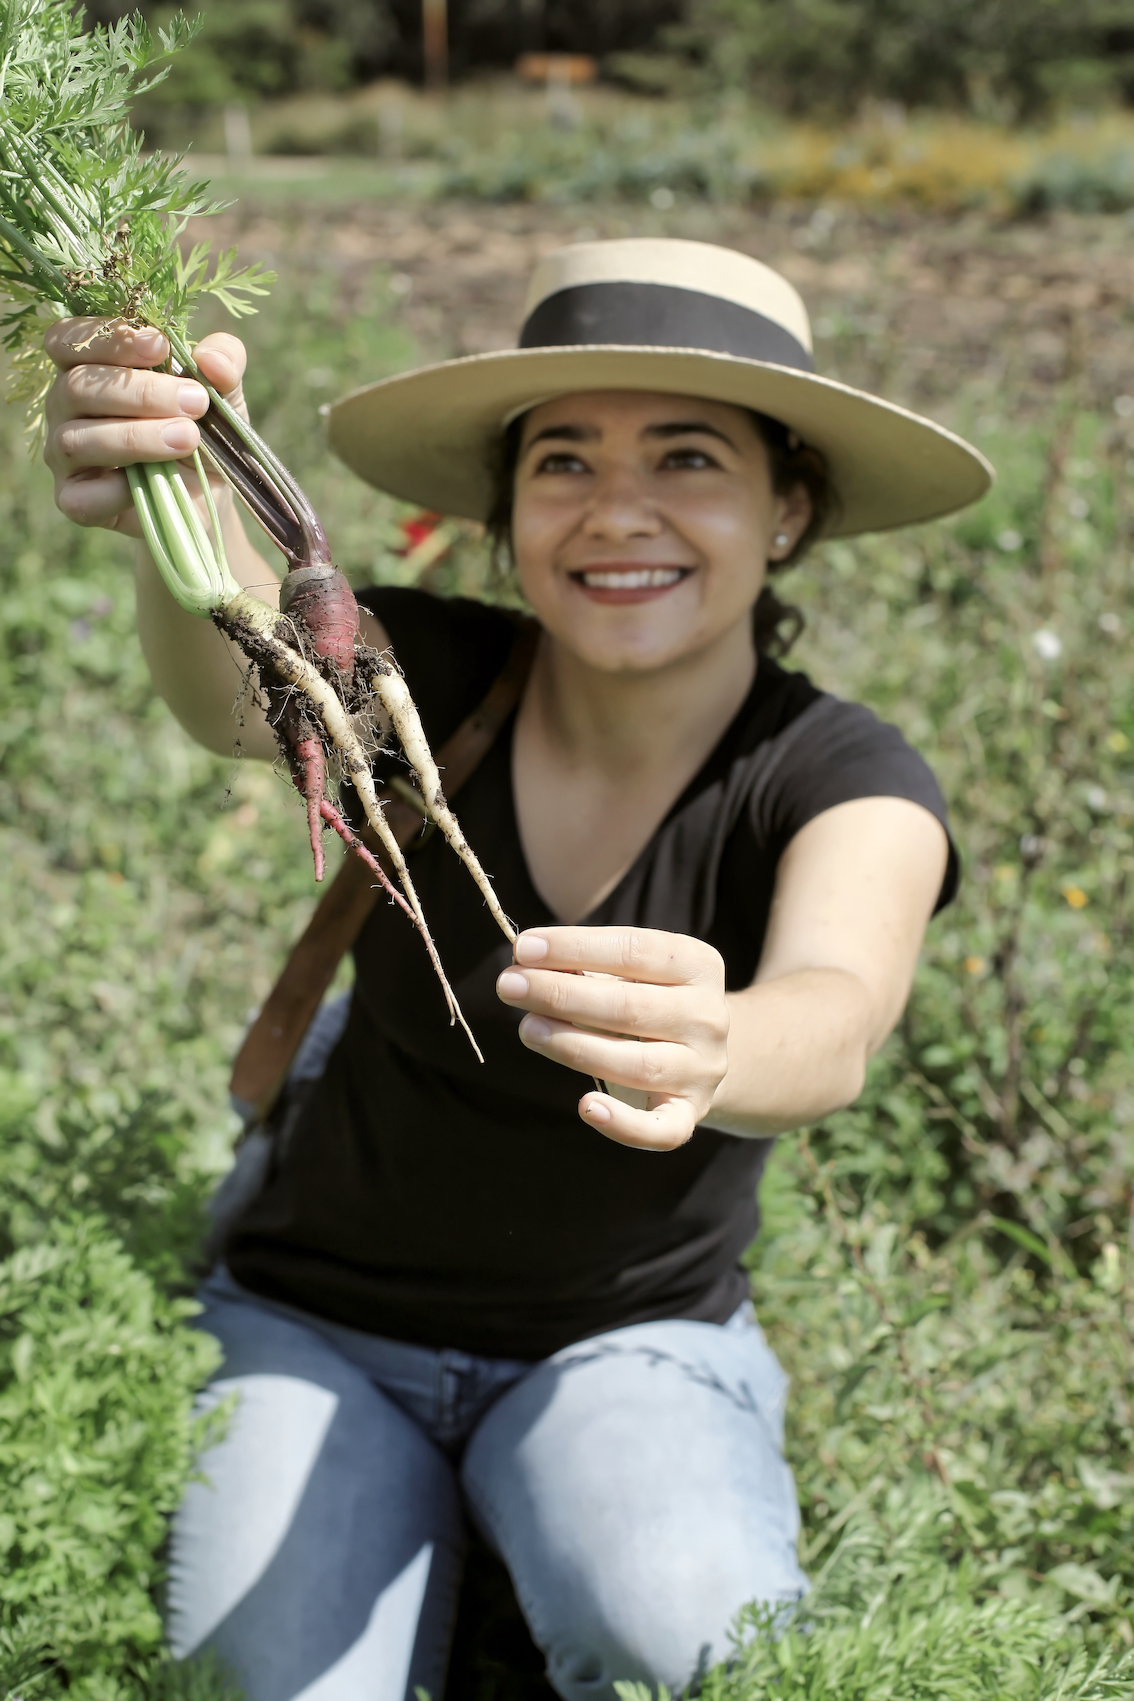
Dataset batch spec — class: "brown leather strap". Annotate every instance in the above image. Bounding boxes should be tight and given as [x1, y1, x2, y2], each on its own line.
[230, 618, 538, 1120]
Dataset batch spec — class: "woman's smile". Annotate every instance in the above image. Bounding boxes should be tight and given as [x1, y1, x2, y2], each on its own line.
[569, 563, 693, 602]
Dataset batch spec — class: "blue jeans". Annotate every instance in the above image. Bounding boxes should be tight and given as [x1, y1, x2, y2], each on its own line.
[167, 1265, 806, 1701]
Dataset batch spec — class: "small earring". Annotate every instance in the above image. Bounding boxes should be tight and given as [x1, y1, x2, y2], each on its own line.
[774, 532, 789, 548]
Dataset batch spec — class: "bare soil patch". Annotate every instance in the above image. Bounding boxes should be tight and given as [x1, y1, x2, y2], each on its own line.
[197, 196, 1134, 422]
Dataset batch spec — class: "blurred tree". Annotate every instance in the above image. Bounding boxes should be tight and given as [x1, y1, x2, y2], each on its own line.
[670, 0, 1134, 118]
[80, 0, 1134, 115]
[87, 0, 391, 104]
[86, 0, 681, 101]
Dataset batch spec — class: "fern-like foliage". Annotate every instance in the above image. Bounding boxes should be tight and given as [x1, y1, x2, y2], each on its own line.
[615, 1486, 1134, 1701]
[0, 0, 273, 438]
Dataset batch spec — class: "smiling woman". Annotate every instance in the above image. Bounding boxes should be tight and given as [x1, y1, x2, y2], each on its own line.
[493, 394, 831, 657]
[47, 236, 992, 1701]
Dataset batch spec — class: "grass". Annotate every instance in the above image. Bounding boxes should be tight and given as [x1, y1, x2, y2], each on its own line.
[1, 186, 1133, 1697]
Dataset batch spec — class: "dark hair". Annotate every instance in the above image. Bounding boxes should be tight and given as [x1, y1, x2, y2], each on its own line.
[486, 406, 837, 659]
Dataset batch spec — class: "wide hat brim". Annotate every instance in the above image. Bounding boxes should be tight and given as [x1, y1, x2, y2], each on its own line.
[327, 345, 992, 537]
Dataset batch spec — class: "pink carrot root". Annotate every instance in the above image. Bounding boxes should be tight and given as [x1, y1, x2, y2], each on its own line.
[293, 733, 327, 883]
[280, 567, 360, 675]
[318, 797, 415, 921]
[319, 796, 482, 1059]
[278, 694, 329, 882]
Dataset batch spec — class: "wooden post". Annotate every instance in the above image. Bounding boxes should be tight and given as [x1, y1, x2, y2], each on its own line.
[423, 0, 448, 90]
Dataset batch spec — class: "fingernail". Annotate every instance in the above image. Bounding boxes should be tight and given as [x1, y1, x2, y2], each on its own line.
[585, 1098, 612, 1123]
[515, 933, 549, 965]
[178, 382, 208, 416]
[161, 421, 196, 452]
[520, 1015, 551, 1044]
[497, 969, 529, 1000]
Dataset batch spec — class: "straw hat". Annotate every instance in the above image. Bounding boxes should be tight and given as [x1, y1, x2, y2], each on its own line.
[328, 237, 992, 537]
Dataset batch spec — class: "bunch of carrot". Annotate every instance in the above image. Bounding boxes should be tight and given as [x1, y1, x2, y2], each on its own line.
[0, 0, 511, 1047]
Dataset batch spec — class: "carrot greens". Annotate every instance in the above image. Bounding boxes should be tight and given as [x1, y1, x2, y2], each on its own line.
[0, 0, 513, 1050]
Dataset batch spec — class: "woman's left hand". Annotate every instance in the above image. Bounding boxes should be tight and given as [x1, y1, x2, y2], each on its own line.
[496, 927, 729, 1152]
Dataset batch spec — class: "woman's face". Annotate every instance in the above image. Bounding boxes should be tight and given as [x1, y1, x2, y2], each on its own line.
[511, 390, 811, 674]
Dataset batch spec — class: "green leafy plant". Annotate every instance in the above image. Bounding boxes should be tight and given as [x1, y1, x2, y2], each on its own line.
[0, 1220, 224, 1696]
[615, 1490, 1134, 1699]
[0, 4, 270, 434]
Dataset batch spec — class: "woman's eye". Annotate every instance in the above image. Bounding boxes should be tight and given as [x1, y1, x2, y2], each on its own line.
[661, 447, 719, 470]
[534, 451, 589, 475]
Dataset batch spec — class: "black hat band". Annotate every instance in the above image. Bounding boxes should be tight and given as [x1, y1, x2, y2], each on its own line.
[519, 280, 815, 373]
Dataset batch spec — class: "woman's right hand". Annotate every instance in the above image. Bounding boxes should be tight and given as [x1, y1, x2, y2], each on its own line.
[42, 320, 288, 760]
[43, 319, 250, 536]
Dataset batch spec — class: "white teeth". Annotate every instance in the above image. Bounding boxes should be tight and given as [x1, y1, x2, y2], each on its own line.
[580, 568, 684, 590]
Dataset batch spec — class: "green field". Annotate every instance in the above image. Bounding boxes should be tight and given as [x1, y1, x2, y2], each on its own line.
[2, 183, 1134, 1698]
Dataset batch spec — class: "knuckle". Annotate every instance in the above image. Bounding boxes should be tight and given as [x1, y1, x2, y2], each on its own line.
[697, 1012, 731, 1059]
[671, 993, 720, 1050]
[43, 318, 79, 361]
[638, 1048, 670, 1090]
[53, 424, 81, 466]
[44, 380, 65, 428]
[56, 474, 104, 526]
[139, 370, 164, 413]
[646, 1116, 692, 1153]
[621, 930, 648, 973]
[62, 365, 89, 405]
[120, 419, 149, 458]
[204, 330, 246, 362]
[197, 331, 248, 389]
[54, 476, 81, 518]
[689, 938, 725, 985]
[705, 945, 727, 988]
[558, 1028, 589, 1065]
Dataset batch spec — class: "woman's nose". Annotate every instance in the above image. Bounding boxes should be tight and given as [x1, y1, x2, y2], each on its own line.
[582, 470, 662, 540]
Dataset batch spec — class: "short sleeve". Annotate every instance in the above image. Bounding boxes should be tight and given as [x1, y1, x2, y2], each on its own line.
[756, 697, 959, 911]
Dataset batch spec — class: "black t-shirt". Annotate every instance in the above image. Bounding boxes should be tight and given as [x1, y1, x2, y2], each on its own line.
[227, 588, 956, 1359]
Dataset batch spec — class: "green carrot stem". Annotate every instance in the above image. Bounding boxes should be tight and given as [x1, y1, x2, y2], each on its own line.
[126, 463, 180, 591]
[127, 460, 240, 616]
[4, 133, 84, 253]
[192, 446, 230, 576]
[0, 208, 74, 299]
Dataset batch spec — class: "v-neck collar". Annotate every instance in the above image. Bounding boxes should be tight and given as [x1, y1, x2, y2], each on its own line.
[504, 656, 796, 927]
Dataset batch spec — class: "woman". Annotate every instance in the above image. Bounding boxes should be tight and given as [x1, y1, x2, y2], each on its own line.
[45, 237, 991, 1701]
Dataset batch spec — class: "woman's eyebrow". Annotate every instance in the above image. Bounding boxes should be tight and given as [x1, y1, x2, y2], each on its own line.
[522, 418, 739, 451]
[644, 421, 737, 448]
[524, 422, 598, 448]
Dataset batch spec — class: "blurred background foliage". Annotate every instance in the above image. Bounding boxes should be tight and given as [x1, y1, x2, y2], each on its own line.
[74, 0, 1134, 219]
[669, 0, 1134, 119]
[84, 0, 1134, 117]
